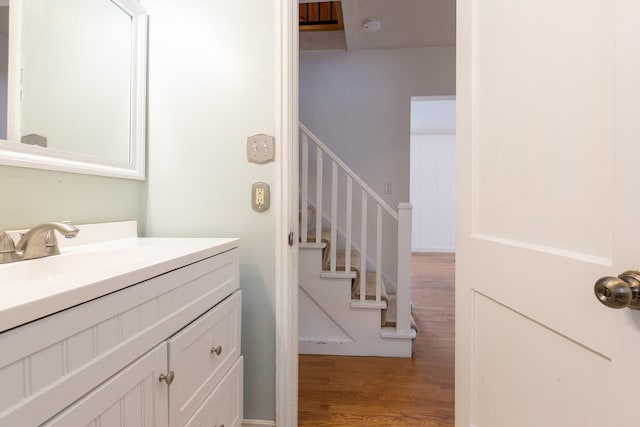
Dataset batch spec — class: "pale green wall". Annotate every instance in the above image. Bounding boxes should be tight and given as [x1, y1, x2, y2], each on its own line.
[0, 1, 279, 421]
[141, 0, 278, 421]
[0, 165, 142, 230]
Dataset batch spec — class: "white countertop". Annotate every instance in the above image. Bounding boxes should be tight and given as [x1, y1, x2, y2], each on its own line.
[0, 221, 239, 333]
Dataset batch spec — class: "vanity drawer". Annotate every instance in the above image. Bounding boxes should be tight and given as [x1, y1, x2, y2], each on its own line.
[184, 356, 243, 427]
[168, 290, 242, 426]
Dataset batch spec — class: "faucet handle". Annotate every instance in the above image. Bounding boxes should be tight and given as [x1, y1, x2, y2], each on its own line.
[45, 229, 58, 248]
[0, 230, 20, 264]
[0, 230, 16, 251]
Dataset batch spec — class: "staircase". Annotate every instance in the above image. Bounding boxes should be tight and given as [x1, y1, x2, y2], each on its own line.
[298, 123, 416, 358]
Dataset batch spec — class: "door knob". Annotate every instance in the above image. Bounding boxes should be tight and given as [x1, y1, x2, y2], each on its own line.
[594, 270, 640, 309]
[159, 371, 175, 385]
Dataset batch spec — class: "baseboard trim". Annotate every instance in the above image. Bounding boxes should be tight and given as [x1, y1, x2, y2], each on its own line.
[299, 338, 412, 357]
[412, 247, 455, 253]
[243, 419, 276, 427]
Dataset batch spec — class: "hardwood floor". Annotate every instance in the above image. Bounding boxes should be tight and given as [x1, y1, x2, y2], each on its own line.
[298, 253, 455, 426]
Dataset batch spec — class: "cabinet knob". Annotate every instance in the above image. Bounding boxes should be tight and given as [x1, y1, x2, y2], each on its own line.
[211, 345, 223, 356]
[159, 371, 175, 385]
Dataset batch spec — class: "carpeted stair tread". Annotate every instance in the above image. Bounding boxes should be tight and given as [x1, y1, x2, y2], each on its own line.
[382, 294, 418, 330]
[305, 229, 331, 266]
[328, 248, 362, 273]
[299, 212, 410, 329]
[319, 247, 390, 308]
[352, 271, 388, 302]
[328, 248, 362, 291]
[304, 231, 365, 293]
[305, 229, 331, 245]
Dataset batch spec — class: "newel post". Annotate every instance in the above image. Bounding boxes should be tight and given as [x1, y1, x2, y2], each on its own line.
[396, 202, 413, 335]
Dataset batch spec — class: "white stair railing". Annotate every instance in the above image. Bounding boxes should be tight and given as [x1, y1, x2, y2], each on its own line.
[299, 123, 413, 336]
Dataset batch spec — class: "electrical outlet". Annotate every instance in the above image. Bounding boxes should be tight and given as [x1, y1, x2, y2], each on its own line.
[247, 134, 275, 164]
[252, 182, 270, 211]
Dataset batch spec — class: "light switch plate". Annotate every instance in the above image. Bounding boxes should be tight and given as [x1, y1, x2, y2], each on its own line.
[252, 182, 270, 211]
[247, 134, 275, 164]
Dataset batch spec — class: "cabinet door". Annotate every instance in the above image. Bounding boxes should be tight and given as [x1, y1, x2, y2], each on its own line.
[42, 343, 169, 427]
[168, 291, 242, 426]
[184, 357, 243, 427]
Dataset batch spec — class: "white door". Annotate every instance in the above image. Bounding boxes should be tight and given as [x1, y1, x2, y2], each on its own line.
[456, 1, 640, 426]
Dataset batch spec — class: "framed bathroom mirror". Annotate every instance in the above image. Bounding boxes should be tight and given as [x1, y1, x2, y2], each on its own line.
[0, 0, 147, 179]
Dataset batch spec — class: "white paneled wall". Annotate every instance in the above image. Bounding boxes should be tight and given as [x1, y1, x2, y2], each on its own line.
[410, 134, 456, 252]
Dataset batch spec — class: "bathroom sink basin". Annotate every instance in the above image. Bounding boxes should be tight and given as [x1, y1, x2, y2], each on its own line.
[2, 245, 160, 286]
[0, 222, 239, 332]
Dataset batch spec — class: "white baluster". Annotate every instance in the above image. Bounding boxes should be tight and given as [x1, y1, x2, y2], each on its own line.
[345, 176, 352, 272]
[376, 205, 382, 303]
[360, 190, 367, 303]
[301, 134, 308, 243]
[300, 123, 414, 340]
[330, 162, 338, 272]
[299, 124, 397, 220]
[315, 146, 322, 244]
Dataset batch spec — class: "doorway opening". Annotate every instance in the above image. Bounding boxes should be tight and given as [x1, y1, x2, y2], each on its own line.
[410, 96, 456, 254]
[294, 3, 457, 423]
[296, 96, 457, 424]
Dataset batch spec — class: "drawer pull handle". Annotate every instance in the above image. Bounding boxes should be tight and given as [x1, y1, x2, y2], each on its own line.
[159, 371, 175, 385]
[211, 345, 223, 356]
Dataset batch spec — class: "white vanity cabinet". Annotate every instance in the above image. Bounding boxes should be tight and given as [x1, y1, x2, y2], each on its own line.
[168, 291, 242, 426]
[0, 244, 242, 427]
[41, 342, 170, 427]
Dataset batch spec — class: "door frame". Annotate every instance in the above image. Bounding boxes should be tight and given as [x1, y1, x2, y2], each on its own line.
[276, 0, 299, 425]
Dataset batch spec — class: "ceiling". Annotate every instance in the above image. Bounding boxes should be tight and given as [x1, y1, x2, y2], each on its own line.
[300, 0, 456, 51]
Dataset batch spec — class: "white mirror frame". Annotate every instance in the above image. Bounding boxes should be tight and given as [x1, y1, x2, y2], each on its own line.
[0, 0, 148, 180]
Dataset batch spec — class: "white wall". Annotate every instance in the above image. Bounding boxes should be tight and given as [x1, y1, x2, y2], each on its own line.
[299, 47, 455, 286]
[0, 165, 142, 230]
[141, 0, 277, 421]
[410, 134, 456, 252]
[300, 47, 455, 205]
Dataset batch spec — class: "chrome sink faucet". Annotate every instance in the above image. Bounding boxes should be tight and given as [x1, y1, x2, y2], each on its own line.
[0, 222, 79, 263]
